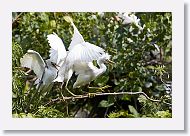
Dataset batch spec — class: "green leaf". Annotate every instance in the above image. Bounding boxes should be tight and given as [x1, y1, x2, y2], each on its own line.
[50, 20, 56, 28]
[94, 76, 109, 86]
[155, 110, 172, 118]
[138, 95, 147, 103]
[128, 72, 134, 78]
[108, 110, 129, 118]
[155, 85, 165, 91]
[98, 100, 114, 108]
[12, 113, 35, 118]
[128, 105, 139, 117]
[121, 94, 131, 101]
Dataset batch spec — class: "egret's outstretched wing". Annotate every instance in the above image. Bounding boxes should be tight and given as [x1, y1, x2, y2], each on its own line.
[66, 20, 104, 67]
[68, 20, 84, 51]
[66, 42, 104, 67]
[47, 33, 67, 65]
[20, 50, 45, 79]
[54, 17, 105, 83]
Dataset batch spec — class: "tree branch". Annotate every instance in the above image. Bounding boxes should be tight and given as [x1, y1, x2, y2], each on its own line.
[12, 12, 24, 29]
[44, 91, 172, 107]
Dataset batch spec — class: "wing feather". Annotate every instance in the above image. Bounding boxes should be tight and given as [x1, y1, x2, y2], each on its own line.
[68, 21, 85, 51]
[55, 19, 105, 83]
[66, 42, 104, 68]
[66, 21, 105, 67]
[20, 50, 45, 79]
[47, 33, 67, 65]
[73, 62, 95, 75]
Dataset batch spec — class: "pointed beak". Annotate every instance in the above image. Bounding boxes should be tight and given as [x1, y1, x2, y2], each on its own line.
[106, 59, 115, 64]
[51, 62, 60, 70]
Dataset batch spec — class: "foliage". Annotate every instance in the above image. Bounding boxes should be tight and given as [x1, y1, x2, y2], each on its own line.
[12, 12, 172, 118]
[34, 106, 65, 118]
[108, 110, 132, 118]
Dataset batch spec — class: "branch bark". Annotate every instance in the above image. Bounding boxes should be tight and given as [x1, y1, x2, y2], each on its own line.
[12, 12, 24, 29]
[44, 91, 172, 106]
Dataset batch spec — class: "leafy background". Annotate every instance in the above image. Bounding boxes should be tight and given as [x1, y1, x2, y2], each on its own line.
[12, 12, 172, 118]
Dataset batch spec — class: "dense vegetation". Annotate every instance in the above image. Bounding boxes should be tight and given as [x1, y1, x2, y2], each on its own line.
[12, 12, 172, 118]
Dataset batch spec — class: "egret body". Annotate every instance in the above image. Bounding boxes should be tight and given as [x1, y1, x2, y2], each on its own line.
[73, 53, 114, 88]
[53, 17, 105, 95]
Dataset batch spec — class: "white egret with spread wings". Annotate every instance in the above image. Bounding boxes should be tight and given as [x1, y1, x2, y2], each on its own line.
[20, 30, 68, 91]
[20, 50, 59, 93]
[53, 17, 113, 95]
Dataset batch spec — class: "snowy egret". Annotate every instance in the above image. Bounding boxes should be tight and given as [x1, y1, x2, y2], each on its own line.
[20, 31, 68, 92]
[73, 53, 114, 89]
[20, 50, 58, 92]
[20, 32, 69, 109]
[53, 17, 106, 96]
[20, 49, 61, 111]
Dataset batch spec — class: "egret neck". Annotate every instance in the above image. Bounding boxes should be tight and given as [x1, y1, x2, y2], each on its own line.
[95, 59, 107, 77]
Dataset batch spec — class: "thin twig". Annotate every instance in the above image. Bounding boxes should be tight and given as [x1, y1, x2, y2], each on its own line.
[12, 12, 24, 24]
[44, 91, 172, 107]
[12, 12, 24, 29]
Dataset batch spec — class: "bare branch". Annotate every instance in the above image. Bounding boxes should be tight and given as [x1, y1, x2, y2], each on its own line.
[44, 91, 172, 107]
[12, 12, 24, 29]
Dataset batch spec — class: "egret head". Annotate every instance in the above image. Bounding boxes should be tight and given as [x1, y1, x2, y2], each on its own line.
[98, 53, 114, 64]
[45, 59, 60, 70]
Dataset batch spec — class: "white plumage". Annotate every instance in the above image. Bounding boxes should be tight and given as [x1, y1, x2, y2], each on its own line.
[20, 50, 46, 80]
[73, 53, 113, 88]
[47, 32, 67, 66]
[20, 50, 58, 92]
[20, 31, 68, 92]
[54, 18, 106, 96]
[68, 20, 85, 51]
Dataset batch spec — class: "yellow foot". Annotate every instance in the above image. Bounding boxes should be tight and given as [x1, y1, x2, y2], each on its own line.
[88, 93, 96, 98]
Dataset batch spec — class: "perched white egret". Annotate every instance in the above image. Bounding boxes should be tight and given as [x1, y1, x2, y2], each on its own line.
[20, 49, 61, 110]
[73, 53, 114, 89]
[53, 17, 106, 95]
[20, 50, 59, 92]
[20, 31, 68, 92]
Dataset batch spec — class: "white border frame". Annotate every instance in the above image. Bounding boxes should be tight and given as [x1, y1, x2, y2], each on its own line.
[0, 0, 184, 130]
